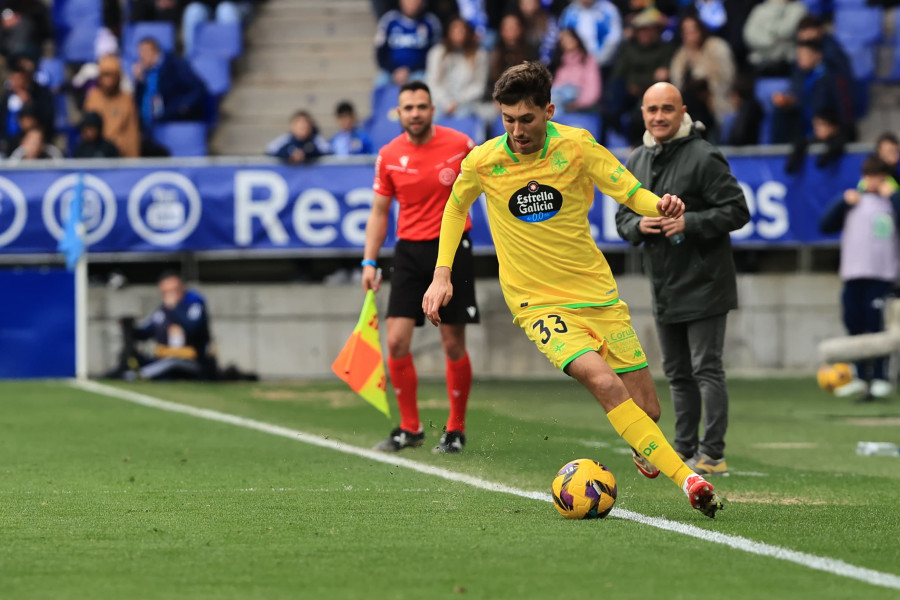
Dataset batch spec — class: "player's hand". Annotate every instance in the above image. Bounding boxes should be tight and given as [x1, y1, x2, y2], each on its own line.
[660, 216, 686, 238]
[422, 267, 453, 327]
[361, 265, 382, 292]
[844, 189, 861, 205]
[639, 216, 664, 235]
[657, 194, 685, 219]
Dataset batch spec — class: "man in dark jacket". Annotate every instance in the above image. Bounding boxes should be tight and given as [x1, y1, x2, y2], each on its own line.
[133, 36, 207, 130]
[615, 82, 749, 476]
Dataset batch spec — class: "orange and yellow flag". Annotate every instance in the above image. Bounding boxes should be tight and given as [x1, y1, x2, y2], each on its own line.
[331, 290, 390, 418]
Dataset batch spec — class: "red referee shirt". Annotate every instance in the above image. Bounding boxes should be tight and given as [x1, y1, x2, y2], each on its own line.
[372, 124, 475, 241]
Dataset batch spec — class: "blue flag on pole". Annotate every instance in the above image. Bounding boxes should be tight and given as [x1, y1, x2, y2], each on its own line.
[57, 174, 85, 271]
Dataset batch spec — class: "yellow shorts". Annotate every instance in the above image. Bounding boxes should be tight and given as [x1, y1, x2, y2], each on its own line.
[513, 300, 648, 373]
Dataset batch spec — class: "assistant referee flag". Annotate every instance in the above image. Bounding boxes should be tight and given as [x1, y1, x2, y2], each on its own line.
[331, 290, 390, 418]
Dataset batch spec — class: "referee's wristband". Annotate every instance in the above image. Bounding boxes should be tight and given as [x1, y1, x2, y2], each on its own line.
[361, 259, 377, 268]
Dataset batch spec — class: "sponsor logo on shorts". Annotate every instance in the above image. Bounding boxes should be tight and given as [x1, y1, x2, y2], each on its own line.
[508, 181, 563, 223]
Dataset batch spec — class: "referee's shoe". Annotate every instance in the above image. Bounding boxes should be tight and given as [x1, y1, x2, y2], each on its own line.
[432, 430, 465, 454]
[373, 427, 425, 452]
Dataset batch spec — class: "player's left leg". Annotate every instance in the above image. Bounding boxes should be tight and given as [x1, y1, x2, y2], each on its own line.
[434, 323, 470, 453]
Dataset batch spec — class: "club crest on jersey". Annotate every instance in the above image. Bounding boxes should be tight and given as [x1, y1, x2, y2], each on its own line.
[509, 180, 563, 223]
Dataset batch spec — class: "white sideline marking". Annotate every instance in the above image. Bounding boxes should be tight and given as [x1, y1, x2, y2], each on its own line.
[72, 379, 900, 592]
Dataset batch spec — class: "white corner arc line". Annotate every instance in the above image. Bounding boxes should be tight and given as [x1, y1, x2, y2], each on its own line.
[71, 379, 900, 592]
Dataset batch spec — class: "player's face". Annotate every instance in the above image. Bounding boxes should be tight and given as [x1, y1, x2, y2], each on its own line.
[397, 89, 434, 139]
[499, 100, 554, 154]
[641, 83, 686, 143]
[159, 276, 185, 309]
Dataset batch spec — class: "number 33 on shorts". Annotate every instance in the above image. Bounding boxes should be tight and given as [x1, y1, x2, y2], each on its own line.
[515, 303, 649, 373]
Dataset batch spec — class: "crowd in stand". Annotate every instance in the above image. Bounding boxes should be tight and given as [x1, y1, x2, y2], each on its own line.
[339, 0, 887, 158]
[2, 0, 255, 160]
[11, 0, 900, 162]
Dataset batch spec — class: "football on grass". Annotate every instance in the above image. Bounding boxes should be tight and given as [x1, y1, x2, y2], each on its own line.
[551, 459, 617, 519]
[817, 363, 853, 393]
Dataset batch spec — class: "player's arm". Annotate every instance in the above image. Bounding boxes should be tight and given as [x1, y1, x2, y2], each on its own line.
[581, 134, 684, 218]
[361, 192, 392, 292]
[423, 151, 482, 326]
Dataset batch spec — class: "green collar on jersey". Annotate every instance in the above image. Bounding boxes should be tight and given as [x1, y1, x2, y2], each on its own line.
[497, 121, 562, 162]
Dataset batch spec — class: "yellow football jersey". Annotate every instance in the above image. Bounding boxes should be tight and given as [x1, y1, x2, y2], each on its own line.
[439, 121, 663, 317]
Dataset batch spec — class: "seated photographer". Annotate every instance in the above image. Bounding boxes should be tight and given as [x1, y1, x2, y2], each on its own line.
[113, 271, 216, 380]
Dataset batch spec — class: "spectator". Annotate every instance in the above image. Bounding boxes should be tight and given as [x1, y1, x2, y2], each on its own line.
[795, 14, 855, 119]
[615, 82, 749, 476]
[488, 13, 538, 91]
[374, 0, 442, 87]
[266, 110, 330, 164]
[7, 127, 62, 162]
[70, 28, 131, 106]
[605, 7, 674, 144]
[743, 0, 807, 76]
[874, 132, 900, 184]
[784, 107, 846, 173]
[72, 112, 121, 159]
[771, 38, 853, 145]
[133, 36, 207, 132]
[0, 57, 54, 156]
[670, 14, 736, 128]
[724, 74, 763, 146]
[515, 0, 559, 65]
[550, 28, 601, 113]
[111, 271, 217, 381]
[84, 55, 142, 158]
[329, 101, 374, 156]
[182, 0, 243, 57]
[0, 0, 53, 61]
[819, 156, 900, 399]
[426, 17, 489, 119]
[558, 0, 623, 69]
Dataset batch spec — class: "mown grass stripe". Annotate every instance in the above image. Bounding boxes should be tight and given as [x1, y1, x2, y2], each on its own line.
[71, 379, 900, 592]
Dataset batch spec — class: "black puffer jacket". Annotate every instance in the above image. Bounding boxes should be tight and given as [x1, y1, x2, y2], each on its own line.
[615, 119, 749, 324]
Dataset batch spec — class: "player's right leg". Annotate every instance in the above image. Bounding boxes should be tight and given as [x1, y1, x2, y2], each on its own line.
[567, 353, 723, 518]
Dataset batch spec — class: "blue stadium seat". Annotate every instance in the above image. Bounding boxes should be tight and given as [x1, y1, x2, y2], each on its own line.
[59, 25, 101, 64]
[552, 112, 601, 138]
[366, 114, 402, 150]
[153, 122, 208, 156]
[190, 55, 231, 97]
[800, 0, 826, 15]
[123, 22, 176, 60]
[603, 127, 629, 150]
[845, 44, 877, 81]
[191, 22, 242, 59]
[436, 114, 486, 144]
[833, 7, 883, 49]
[53, 0, 102, 28]
[370, 84, 400, 122]
[37, 58, 66, 93]
[754, 77, 791, 145]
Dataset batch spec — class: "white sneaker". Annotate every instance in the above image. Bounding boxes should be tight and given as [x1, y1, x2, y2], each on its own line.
[869, 379, 893, 398]
[834, 379, 867, 398]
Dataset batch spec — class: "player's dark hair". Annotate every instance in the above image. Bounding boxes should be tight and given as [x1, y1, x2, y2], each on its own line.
[876, 132, 899, 147]
[861, 155, 893, 177]
[398, 80, 431, 100]
[492, 61, 552, 108]
[158, 269, 183, 283]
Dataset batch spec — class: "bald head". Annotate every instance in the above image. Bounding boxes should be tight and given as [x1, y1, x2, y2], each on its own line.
[641, 82, 687, 144]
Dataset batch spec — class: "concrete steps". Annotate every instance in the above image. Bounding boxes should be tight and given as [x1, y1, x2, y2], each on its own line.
[211, 0, 376, 156]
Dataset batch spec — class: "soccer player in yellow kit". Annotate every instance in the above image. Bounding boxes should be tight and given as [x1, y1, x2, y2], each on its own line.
[422, 62, 723, 518]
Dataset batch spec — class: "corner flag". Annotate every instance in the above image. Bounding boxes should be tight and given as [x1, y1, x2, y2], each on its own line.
[58, 174, 85, 271]
[331, 290, 390, 418]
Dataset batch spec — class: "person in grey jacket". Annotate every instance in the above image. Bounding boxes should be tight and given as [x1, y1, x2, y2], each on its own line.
[615, 82, 749, 476]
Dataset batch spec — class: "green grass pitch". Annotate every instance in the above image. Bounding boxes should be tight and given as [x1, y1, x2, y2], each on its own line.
[1, 377, 899, 599]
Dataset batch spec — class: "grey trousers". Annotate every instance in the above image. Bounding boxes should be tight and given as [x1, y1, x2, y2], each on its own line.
[656, 313, 729, 459]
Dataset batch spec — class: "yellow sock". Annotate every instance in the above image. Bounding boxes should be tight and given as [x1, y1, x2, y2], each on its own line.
[607, 399, 693, 488]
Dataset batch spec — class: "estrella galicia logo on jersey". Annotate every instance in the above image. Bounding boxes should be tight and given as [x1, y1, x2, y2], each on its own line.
[509, 180, 563, 223]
